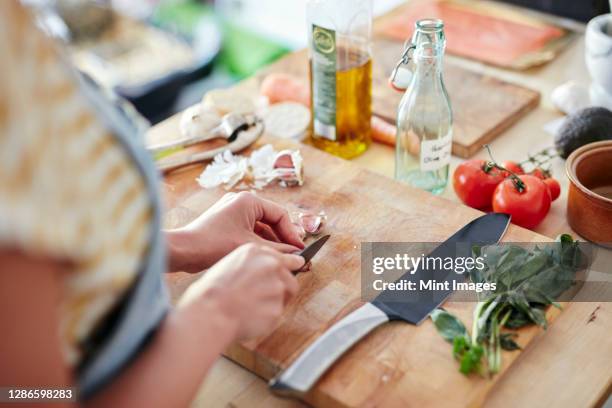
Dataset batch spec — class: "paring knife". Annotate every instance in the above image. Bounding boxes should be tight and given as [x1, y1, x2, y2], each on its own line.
[269, 213, 511, 398]
[294, 235, 330, 274]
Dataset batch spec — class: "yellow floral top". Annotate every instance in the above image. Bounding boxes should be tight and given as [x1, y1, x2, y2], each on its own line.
[0, 3, 153, 366]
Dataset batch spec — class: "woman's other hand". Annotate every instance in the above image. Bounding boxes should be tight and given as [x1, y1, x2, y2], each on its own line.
[166, 192, 305, 273]
[179, 243, 304, 339]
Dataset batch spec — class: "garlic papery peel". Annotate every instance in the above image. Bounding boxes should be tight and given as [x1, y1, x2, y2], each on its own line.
[196, 144, 304, 190]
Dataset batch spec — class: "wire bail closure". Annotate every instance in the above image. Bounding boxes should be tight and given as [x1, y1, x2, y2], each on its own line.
[388, 39, 415, 92]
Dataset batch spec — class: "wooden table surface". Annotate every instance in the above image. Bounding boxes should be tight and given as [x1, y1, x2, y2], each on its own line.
[149, 13, 612, 408]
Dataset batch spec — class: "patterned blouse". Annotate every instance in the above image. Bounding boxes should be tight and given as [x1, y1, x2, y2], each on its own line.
[0, 3, 153, 366]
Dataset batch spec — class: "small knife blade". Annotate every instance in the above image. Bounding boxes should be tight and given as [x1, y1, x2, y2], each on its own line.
[270, 213, 510, 398]
[294, 235, 330, 273]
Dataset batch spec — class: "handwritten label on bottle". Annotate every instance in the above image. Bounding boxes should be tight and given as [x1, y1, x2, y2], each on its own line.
[420, 134, 452, 172]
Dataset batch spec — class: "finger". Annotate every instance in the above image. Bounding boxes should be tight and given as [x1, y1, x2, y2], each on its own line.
[253, 197, 305, 249]
[277, 269, 299, 301]
[261, 247, 306, 274]
[254, 221, 280, 242]
[259, 245, 305, 270]
[278, 251, 306, 271]
[256, 235, 301, 254]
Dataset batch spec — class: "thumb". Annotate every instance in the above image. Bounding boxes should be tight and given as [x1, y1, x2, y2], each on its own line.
[280, 253, 306, 271]
[255, 235, 301, 254]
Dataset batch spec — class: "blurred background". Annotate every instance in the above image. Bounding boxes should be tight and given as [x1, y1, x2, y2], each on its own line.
[24, 0, 610, 125]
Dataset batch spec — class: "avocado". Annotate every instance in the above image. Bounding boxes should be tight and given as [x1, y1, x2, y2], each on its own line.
[555, 107, 612, 159]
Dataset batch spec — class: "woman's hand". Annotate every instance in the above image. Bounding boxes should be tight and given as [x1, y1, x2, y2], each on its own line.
[166, 192, 304, 273]
[179, 243, 304, 339]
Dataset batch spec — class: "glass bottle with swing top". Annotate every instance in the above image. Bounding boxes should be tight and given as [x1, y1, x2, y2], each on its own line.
[390, 18, 453, 195]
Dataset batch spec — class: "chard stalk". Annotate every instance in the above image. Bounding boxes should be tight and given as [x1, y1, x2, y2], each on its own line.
[490, 309, 512, 375]
[471, 301, 486, 344]
[487, 308, 502, 375]
[472, 298, 498, 344]
[493, 321, 501, 374]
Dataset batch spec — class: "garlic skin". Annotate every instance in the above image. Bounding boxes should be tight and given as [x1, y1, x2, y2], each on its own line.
[196, 150, 248, 190]
[273, 150, 304, 187]
[196, 144, 304, 190]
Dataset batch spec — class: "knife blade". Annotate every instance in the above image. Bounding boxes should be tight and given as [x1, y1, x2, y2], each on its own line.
[269, 213, 510, 398]
[294, 235, 330, 274]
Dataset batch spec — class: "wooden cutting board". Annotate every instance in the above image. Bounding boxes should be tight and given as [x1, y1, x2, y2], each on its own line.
[148, 121, 561, 407]
[254, 39, 540, 158]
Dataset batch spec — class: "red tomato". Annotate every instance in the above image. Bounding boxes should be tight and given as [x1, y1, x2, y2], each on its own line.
[530, 168, 550, 180]
[492, 175, 551, 229]
[453, 160, 506, 210]
[543, 178, 561, 201]
[501, 161, 524, 176]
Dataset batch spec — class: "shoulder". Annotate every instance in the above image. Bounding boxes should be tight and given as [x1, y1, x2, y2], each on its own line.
[0, 2, 155, 365]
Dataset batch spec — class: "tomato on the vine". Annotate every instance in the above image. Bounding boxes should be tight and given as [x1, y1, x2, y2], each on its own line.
[453, 160, 506, 210]
[492, 175, 551, 229]
[501, 161, 524, 176]
[530, 168, 550, 180]
[543, 178, 561, 201]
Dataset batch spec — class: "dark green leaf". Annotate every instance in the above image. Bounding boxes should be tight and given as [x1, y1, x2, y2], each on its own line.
[504, 308, 531, 329]
[510, 251, 549, 287]
[500, 333, 521, 351]
[528, 307, 548, 328]
[431, 309, 468, 343]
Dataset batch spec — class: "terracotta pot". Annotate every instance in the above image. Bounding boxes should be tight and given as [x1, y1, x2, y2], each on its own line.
[566, 140, 612, 246]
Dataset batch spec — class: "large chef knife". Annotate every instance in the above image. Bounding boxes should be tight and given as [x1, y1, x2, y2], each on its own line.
[269, 213, 510, 398]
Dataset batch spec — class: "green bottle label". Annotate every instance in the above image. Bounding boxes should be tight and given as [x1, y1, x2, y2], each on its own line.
[311, 24, 336, 141]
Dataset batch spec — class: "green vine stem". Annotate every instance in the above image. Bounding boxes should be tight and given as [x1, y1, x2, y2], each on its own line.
[483, 145, 526, 193]
[519, 146, 559, 173]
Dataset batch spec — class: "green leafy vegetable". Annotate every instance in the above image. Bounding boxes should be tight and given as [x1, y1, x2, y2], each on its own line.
[430, 309, 468, 343]
[499, 333, 521, 351]
[431, 235, 584, 377]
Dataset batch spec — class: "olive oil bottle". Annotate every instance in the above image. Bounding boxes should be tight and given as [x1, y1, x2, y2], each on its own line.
[307, 0, 372, 159]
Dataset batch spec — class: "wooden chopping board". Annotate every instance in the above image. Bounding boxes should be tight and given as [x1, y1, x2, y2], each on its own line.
[254, 39, 540, 158]
[147, 121, 561, 408]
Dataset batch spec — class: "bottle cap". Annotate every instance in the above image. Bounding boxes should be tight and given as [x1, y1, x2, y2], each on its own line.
[388, 39, 415, 92]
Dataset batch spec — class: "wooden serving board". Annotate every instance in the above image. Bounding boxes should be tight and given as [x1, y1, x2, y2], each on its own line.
[147, 120, 561, 407]
[254, 39, 540, 158]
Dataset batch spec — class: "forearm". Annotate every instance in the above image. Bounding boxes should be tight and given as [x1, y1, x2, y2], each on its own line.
[165, 229, 205, 273]
[86, 292, 237, 408]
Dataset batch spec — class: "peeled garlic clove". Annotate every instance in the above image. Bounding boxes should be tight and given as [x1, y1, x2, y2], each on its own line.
[300, 214, 322, 234]
[297, 210, 327, 235]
